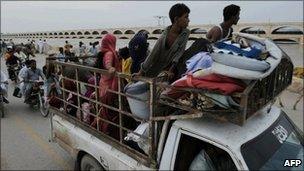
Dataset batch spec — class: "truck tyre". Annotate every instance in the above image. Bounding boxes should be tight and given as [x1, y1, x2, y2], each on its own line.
[80, 154, 104, 171]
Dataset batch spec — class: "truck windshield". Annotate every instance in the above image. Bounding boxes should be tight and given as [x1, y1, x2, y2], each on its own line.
[241, 112, 303, 170]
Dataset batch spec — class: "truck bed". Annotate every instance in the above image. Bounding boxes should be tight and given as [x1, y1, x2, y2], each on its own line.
[48, 45, 293, 167]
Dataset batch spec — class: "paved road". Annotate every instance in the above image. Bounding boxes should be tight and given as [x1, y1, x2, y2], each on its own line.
[1, 54, 74, 170]
[0, 53, 303, 170]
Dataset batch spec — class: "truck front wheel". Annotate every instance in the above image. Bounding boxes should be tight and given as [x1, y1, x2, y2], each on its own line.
[80, 154, 104, 171]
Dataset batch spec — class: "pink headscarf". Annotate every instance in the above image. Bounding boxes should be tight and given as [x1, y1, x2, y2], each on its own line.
[100, 34, 117, 56]
[98, 33, 121, 98]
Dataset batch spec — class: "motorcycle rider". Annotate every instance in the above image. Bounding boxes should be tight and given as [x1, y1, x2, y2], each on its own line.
[14, 47, 28, 64]
[18, 60, 31, 97]
[21, 59, 45, 104]
[5, 46, 22, 80]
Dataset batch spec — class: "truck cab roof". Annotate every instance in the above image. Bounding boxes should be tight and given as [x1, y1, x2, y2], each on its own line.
[173, 105, 281, 149]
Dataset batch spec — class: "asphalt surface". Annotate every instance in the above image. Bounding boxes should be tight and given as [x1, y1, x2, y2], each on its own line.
[0, 53, 303, 170]
[1, 54, 74, 170]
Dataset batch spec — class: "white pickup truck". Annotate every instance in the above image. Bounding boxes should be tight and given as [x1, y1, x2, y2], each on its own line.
[51, 105, 303, 170]
[48, 35, 303, 170]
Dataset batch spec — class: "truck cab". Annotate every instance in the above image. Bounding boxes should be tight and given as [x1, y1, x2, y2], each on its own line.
[160, 106, 303, 170]
[51, 104, 303, 170]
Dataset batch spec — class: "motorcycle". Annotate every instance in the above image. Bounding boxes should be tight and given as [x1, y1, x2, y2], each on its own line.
[27, 81, 49, 117]
[7, 64, 21, 83]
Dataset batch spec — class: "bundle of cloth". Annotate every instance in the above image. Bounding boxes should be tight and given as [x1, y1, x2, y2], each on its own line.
[210, 33, 282, 80]
[213, 40, 264, 59]
[161, 55, 246, 109]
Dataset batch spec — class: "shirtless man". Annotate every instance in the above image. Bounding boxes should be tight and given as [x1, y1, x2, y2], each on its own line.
[206, 4, 240, 43]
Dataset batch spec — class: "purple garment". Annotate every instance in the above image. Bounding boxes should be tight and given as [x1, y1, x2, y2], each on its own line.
[128, 34, 149, 74]
[186, 52, 213, 74]
[84, 76, 96, 98]
[85, 89, 94, 98]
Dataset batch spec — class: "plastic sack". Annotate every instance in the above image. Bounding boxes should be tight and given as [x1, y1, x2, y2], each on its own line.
[124, 122, 149, 154]
[189, 149, 216, 170]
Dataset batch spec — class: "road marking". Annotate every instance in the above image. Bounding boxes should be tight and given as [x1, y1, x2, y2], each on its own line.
[13, 116, 71, 170]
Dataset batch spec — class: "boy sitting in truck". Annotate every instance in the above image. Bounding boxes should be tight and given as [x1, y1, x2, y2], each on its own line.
[133, 3, 190, 81]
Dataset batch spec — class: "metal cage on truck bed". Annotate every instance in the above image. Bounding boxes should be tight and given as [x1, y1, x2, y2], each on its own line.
[152, 49, 293, 126]
[48, 50, 293, 168]
[204, 52, 293, 125]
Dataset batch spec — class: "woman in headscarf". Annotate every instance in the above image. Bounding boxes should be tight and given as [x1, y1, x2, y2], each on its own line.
[128, 33, 149, 74]
[91, 34, 121, 139]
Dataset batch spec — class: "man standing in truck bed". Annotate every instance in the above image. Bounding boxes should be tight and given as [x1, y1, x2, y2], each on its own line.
[133, 3, 190, 79]
[206, 4, 241, 43]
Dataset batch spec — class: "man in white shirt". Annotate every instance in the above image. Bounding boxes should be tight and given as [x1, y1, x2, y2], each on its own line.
[42, 40, 49, 54]
[14, 47, 28, 63]
[22, 60, 45, 103]
[88, 42, 98, 56]
[38, 39, 43, 54]
[78, 41, 87, 57]
[18, 60, 31, 97]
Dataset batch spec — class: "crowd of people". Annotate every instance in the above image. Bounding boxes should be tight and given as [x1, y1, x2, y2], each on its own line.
[1, 36, 58, 104]
[49, 40, 100, 62]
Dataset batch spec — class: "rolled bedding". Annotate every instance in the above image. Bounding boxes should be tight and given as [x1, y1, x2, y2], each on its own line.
[210, 52, 270, 72]
[208, 33, 282, 80]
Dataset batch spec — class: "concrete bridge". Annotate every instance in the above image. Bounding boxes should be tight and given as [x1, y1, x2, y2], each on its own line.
[2, 22, 303, 44]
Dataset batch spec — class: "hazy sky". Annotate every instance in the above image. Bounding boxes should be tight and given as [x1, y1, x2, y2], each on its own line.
[1, 1, 303, 33]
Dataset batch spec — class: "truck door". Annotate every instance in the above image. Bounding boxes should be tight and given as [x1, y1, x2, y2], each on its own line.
[170, 130, 239, 170]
